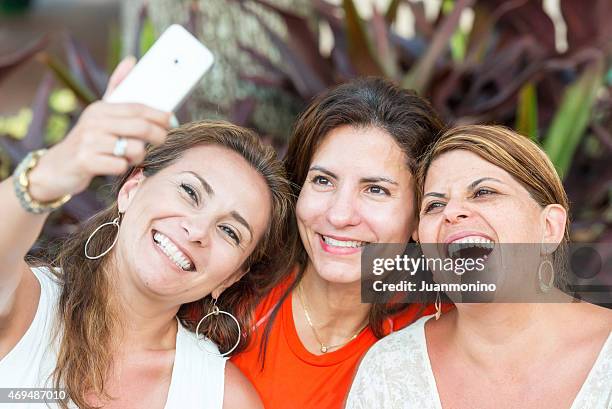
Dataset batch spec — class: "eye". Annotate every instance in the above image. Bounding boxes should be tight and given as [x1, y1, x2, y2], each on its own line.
[423, 201, 445, 214]
[219, 225, 240, 245]
[180, 183, 199, 204]
[473, 188, 495, 198]
[366, 185, 390, 196]
[311, 175, 332, 186]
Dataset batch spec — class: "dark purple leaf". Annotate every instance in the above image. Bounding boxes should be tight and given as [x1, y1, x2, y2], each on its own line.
[62, 189, 107, 222]
[238, 45, 289, 80]
[134, 4, 148, 58]
[185, 1, 202, 36]
[343, 0, 384, 76]
[246, 0, 335, 85]
[404, 0, 433, 39]
[235, 2, 329, 99]
[0, 35, 48, 84]
[402, 0, 475, 93]
[230, 97, 257, 126]
[23, 73, 55, 152]
[0, 136, 28, 166]
[477, 0, 556, 53]
[64, 35, 108, 99]
[384, 0, 401, 24]
[371, 8, 399, 78]
[561, 0, 612, 50]
[239, 73, 291, 89]
[38, 52, 97, 106]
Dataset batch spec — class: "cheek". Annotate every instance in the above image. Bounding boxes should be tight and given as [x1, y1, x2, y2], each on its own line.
[487, 199, 543, 241]
[417, 216, 440, 243]
[369, 206, 415, 242]
[296, 189, 326, 228]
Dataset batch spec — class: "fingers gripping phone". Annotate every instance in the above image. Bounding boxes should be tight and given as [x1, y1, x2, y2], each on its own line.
[105, 24, 214, 115]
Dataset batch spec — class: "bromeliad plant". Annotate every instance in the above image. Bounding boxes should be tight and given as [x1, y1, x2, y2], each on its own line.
[0, 0, 610, 255]
[230, 0, 612, 244]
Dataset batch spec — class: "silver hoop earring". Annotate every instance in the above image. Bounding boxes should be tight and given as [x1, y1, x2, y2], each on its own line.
[538, 259, 555, 293]
[195, 299, 241, 357]
[84, 215, 121, 260]
[434, 290, 442, 320]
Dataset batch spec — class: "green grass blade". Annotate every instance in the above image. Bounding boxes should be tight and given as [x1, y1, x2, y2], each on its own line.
[543, 59, 604, 179]
[515, 82, 538, 140]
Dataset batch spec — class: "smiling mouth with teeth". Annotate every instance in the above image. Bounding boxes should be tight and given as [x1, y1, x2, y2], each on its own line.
[153, 231, 195, 271]
[321, 235, 368, 248]
[447, 236, 494, 260]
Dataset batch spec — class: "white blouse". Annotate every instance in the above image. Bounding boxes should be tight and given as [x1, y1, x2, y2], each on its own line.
[347, 315, 612, 409]
[0, 267, 226, 409]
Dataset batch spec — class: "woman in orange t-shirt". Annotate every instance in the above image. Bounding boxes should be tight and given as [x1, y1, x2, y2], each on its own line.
[232, 78, 447, 409]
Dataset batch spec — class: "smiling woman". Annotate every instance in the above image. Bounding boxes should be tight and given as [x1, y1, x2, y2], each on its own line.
[231, 77, 447, 409]
[0, 59, 292, 409]
[347, 125, 612, 409]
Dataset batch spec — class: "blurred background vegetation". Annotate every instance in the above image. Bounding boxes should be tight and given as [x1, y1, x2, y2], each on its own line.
[0, 0, 610, 260]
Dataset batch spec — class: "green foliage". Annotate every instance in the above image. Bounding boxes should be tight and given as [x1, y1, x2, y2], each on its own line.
[0, 108, 32, 139]
[544, 59, 604, 178]
[515, 82, 538, 141]
[139, 17, 157, 56]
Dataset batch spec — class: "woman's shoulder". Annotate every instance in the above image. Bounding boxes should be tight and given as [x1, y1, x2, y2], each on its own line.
[358, 314, 432, 374]
[223, 361, 263, 409]
[176, 320, 227, 361]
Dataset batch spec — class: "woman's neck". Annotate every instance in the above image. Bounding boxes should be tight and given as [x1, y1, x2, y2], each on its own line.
[106, 262, 180, 352]
[445, 303, 572, 368]
[292, 263, 371, 353]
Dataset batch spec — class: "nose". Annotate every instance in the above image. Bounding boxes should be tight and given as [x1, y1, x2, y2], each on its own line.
[442, 199, 471, 224]
[325, 188, 361, 228]
[180, 215, 211, 246]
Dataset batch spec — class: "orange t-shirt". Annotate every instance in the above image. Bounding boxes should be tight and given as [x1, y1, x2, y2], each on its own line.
[231, 277, 441, 409]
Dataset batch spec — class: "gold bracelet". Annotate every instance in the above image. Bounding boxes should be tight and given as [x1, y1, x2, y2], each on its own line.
[12, 149, 72, 214]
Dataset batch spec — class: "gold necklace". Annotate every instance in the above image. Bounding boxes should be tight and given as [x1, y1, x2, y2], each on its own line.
[297, 282, 368, 353]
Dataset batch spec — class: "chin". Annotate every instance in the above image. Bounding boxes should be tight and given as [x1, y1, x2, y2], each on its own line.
[314, 261, 362, 284]
[134, 266, 191, 297]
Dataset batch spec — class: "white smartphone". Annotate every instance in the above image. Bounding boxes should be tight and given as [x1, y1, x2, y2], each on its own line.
[105, 24, 214, 113]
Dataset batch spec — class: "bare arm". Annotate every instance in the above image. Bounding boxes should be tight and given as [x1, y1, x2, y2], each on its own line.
[223, 361, 264, 409]
[0, 57, 170, 356]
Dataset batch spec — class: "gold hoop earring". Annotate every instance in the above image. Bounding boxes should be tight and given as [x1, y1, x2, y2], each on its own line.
[195, 299, 241, 357]
[435, 290, 442, 320]
[538, 259, 555, 293]
[84, 214, 121, 260]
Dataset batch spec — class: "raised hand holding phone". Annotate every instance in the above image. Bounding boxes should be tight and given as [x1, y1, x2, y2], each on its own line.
[27, 24, 214, 204]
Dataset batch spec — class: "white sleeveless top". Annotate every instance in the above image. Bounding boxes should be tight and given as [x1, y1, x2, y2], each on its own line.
[347, 314, 612, 409]
[0, 267, 227, 409]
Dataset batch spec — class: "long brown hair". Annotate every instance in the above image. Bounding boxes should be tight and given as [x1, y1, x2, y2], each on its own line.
[259, 77, 445, 363]
[48, 121, 292, 408]
[415, 125, 570, 288]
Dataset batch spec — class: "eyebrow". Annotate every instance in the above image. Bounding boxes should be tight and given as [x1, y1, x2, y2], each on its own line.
[468, 177, 503, 190]
[423, 177, 505, 200]
[309, 166, 398, 185]
[230, 210, 253, 241]
[185, 171, 214, 196]
[184, 171, 254, 241]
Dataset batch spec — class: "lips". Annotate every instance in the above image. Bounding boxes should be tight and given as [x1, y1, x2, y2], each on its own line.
[317, 233, 369, 255]
[152, 230, 196, 272]
[321, 235, 367, 248]
[444, 233, 495, 260]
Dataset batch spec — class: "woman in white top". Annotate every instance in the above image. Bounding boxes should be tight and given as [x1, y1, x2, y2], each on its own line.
[0, 58, 292, 409]
[348, 125, 612, 408]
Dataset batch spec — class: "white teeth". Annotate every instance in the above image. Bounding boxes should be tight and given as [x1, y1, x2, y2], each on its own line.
[322, 235, 366, 248]
[154, 232, 194, 271]
[447, 235, 494, 258]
